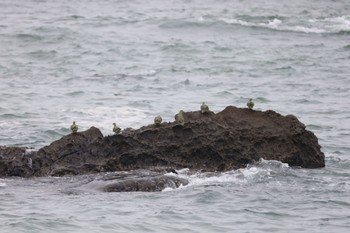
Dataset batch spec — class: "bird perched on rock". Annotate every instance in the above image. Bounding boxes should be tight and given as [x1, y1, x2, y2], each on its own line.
[175, 110, 185, 126]
[70, 121, 78, 133]
[200, 102, 210, 114]
[113, 123, 121, 134]
[247, 98, 254, 110]
[154, 115, 162, 126]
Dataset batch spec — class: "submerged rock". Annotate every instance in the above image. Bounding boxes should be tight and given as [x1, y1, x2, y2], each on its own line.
[0, 106, 325, 179]
[102, 175, 188, 192]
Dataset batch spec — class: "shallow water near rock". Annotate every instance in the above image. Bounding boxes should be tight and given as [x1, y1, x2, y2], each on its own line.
[0, 0, 350, 232]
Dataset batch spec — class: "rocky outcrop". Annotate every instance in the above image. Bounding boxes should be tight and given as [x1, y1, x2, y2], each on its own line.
[0, 106, 325, 180]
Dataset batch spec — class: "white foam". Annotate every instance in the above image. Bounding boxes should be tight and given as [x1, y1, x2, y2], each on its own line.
[162, 159, 291, 191]
[291, 26, 326, 34]
[25, 148, 36, 155]
[162, 183, 187, 192]
[325, 153, 343, 162]
[197, 16, 205, 22]
[258, 158, 290, 168]
[162, 187, 175, 192]
[218, 17, 336, 34]
[268, 18, 282, 28]
[324, 16, 350, 31]
[0, 182, 6, 187]
[176, 168, 247, 187]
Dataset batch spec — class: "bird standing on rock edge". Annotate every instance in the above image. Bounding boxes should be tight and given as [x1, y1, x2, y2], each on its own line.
[154, 115, 162, 126]
[113, 123, 121, 134]
[70, 121, 78, 133]
[200, 102, 210, 114]
[175, 110, 185, 126]
[247, 98, 254, 110]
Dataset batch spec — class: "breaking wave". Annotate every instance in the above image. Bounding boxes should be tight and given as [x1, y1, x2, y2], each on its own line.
[158, 15, 350, 34]
[163, 159, 292, 191]
[218, 15, 350, 34]
[0, 180, 6, 187]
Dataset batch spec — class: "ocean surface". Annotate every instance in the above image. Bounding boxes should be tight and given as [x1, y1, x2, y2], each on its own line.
[1, 0, 350, 232]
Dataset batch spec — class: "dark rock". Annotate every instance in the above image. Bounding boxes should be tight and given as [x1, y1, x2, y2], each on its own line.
[0, 106, 325, 178]
[0, 146, 36, 177]
[33, 126, 104, 177]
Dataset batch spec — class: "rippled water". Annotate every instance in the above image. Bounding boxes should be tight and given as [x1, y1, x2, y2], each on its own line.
[0, 0, 350, 232]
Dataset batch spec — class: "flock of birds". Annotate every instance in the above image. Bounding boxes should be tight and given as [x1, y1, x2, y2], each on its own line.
[70, 99, 255, 134]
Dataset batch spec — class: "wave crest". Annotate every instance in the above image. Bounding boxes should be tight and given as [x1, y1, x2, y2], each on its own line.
[218, 15, 350, 34]
[164, 159, 291, 191]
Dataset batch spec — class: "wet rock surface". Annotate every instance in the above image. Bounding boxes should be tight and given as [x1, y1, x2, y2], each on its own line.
[100, 173, 188, 192]
[0, 106, 325, 192]
[58, 169, 189, 193]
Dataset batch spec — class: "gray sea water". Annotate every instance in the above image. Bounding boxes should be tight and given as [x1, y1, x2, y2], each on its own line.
[0, 0, 350, 232]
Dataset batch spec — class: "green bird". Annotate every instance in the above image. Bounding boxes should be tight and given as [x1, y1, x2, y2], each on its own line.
[247, 98, 254, 110]
[70, 121, 78, 133]
[175, 110, 185, 126]
[113, 123, 121, 134]
[200, 102, 210, 114]
[154, 115, 162, 126]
